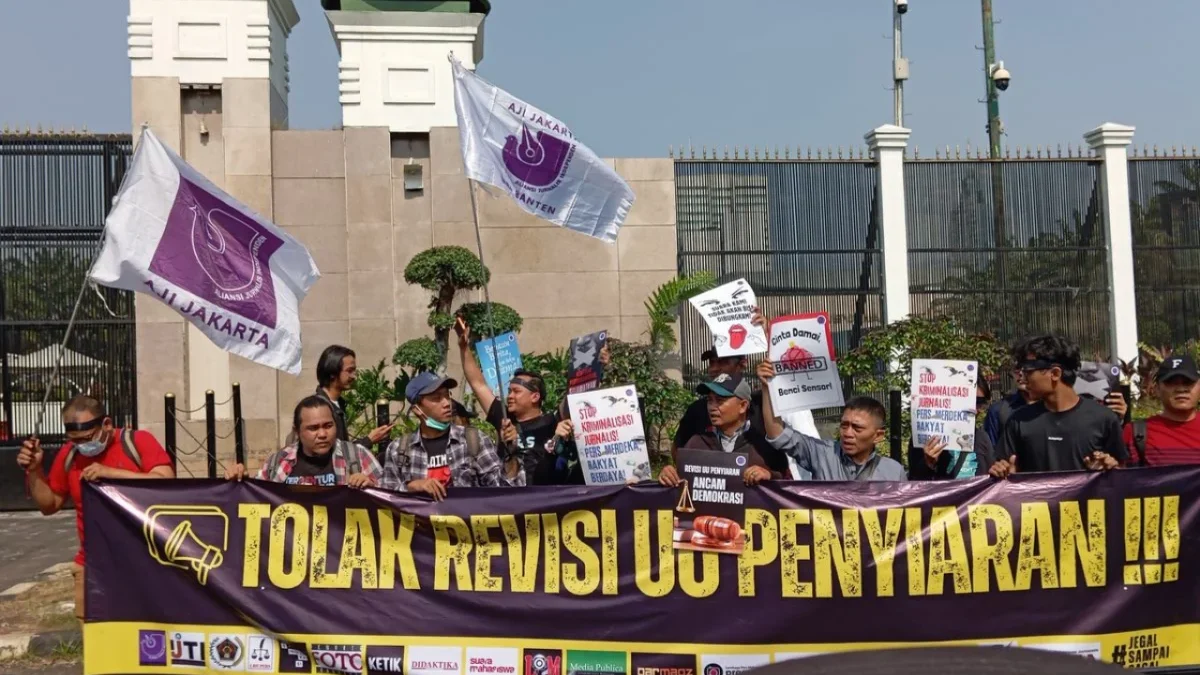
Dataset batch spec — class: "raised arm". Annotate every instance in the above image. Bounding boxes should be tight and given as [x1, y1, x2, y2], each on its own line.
[757, 360, 786, 439]
[455, 317, 498, 414]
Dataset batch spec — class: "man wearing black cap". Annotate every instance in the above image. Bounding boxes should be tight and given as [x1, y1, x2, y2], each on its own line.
[1125, 354, 1200, 466]
[659, 372, 779, 487]
[455, 318, 567, 485]
[380, 372, 523, 500]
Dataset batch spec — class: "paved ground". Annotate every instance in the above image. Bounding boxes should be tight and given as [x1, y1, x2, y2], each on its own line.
[0, 662, 79, 675]
[0, 512, 75, 593]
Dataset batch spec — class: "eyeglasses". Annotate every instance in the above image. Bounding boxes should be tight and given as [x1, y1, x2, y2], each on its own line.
[1016, 359, 1057, 374]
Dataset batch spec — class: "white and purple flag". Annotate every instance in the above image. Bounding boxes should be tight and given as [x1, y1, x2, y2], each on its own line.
[88, 128, 320, 374]
[450, 56, 635, 243]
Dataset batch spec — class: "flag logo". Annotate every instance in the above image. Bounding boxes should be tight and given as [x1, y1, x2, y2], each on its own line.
[503, 124, 574, 190]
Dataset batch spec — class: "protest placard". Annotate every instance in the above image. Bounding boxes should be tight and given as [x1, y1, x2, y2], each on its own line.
[673, 448, 747, 556]
[910, 359, 978, 452]
[567, 385, 652, 485]
[567, 330, 607, 394]
[475, 332, 523, 394]
[1075, 361, 1121, 402]
[766, 313, 843, 414]
[687, 278, 768, 357]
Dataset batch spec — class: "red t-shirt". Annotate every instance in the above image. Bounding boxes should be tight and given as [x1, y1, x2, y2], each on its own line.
[46, 429, 172, 565]
[1123, 414, 1200, 466]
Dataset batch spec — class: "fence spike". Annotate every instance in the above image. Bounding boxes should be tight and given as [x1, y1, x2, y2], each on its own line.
[817, 147, 824, 160]
[806, 146, 812, 159]
[723, 145, 729, 160]
[1, 124, 7, 134]
[667, 145, 674, 159]
[1194, 146, 1198, 157]
[934, 146, 942, 160]
[951, 145, 958, 159]
[913, 145, 920, 159]
[1152, 144, 1158, 157]
[783, 146, 790, 160]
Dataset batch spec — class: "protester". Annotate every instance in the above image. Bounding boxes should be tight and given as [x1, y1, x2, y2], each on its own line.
[313, 344, 393, 448]
[910, 381, 996, 480]
[537, 400, 585, 485]
[1125, 354, 1200, 466]
[659, 372, 780, 488]
[990, 335, 1125, 477]
[381, 372, 523, 499]
[226, 396, 382, 487]
[455, 318, 607, 485]
[758, 361, 907, 481]
[673, 308, 818, 477]
[16, 396, 174, 621]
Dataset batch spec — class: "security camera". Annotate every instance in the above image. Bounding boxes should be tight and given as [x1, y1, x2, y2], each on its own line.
[895, 0, 909, 14]
[990, 61, 1011, 91]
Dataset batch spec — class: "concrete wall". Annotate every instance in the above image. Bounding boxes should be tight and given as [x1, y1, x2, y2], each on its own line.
[130, 86, 677, 474]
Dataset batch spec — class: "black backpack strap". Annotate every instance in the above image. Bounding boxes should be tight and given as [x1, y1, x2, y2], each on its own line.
[947, 450, 969, 479]
[120, 428, 143, 470]
[1133, 420, 1148, 467]
[343, 441, 362, 477]
[465, 427, 482, 458]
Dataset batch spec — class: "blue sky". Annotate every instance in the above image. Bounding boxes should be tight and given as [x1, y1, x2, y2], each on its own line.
[2, 0, 1197, 156]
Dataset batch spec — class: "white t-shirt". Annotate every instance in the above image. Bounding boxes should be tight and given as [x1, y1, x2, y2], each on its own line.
[781, 410, 820, 480]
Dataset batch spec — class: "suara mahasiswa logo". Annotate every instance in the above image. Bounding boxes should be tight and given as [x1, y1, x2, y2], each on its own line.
[503, 124, 574, 191]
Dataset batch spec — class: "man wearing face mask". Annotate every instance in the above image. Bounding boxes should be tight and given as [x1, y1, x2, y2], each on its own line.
[381, 372, 524, 500]
[226, 396, 382, 487]
[16, 396, 174, 622]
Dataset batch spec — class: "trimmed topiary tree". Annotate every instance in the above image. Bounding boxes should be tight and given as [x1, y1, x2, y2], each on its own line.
[403, 246, 491, 357]
[457, 302, 523, 342]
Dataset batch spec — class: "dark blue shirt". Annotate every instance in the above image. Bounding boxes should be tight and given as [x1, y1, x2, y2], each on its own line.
[984, 391, 1030, 446]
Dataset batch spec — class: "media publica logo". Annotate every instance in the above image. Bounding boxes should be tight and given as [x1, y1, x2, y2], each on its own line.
[278, 641, 312, 674]
[138, 629, 168, 666]
[209, 634, 246, 671]
[169, 631, 207, 668]
[365, 645, 405, 675]
[149, 174, 285, 328]
[502, 123, 575, 192]
[524, 648, 563, 675]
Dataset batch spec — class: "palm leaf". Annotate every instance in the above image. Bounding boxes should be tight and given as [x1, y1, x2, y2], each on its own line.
[643, 271, 718, 352]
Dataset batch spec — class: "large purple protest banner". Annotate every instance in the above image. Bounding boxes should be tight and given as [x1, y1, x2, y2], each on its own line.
[82, 469, 1200, 673]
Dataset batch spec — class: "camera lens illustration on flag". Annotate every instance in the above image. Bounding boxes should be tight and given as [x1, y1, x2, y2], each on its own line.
[88, 128, 320, 375]
[450, 55, 635, 243]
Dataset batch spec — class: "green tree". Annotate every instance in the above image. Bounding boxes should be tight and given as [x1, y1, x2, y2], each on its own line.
[642, 271, 716, 352]
[403, 246, 491, 358]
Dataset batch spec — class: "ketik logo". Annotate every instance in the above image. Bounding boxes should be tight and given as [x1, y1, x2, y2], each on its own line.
[1124, 496, 1181, 584]
[367, 646, 406, 675]
[524, 649, 562, 675]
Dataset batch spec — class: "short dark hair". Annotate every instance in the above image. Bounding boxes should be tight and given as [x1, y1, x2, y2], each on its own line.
[511, 369, 545, 406]
[844, 396, 886, 427]
[62, 395, 105, 420]
[1016, 334, 1081, 385]
[978, 376, 992, 401]
[293, 395, 336, 431]
[317, 345, 356, 387]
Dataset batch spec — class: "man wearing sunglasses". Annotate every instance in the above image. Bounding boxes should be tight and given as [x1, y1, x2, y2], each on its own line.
[15, 396, 174, 622]
[990, 335, 1126, 477]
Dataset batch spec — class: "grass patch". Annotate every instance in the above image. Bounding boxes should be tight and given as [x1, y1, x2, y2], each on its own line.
[0, 575, 75, 635]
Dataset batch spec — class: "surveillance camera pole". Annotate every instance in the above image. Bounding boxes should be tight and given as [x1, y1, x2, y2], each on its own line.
[893, 5, 904, 126]
[981, 0, 1001, 158]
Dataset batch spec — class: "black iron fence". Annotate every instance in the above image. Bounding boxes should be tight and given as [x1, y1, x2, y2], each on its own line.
[675, 154, 881, 423]
[0, 133, 136, 509]
[1127, 154, 1200, 349]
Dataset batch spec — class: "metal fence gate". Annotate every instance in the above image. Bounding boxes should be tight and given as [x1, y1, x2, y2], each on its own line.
[0, 133, 136, 509]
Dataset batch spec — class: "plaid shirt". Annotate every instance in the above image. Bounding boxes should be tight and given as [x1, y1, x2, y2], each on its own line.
[257, 439, 384, 485]
[381, 424, 525, 491]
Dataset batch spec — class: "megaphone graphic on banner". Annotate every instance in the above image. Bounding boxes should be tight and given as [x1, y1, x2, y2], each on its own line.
[143, 505, 229, 585]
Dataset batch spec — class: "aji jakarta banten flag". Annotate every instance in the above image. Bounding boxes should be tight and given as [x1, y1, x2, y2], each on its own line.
[450, 55, 635, 244]
[88, 128, 320, 375]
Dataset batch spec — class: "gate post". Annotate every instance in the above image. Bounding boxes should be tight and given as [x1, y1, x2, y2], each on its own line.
[1084, 123, 1138, 364]
[865, 125, 912, 326]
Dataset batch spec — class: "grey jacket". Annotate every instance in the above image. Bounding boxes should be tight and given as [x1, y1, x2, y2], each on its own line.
[767, 428, 908, 482]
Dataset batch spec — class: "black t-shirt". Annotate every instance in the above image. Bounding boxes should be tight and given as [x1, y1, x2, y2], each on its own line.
[422, 432, 452, 485]
[672, 390, 790, 476]
[487, 399, 559, 484]
[997, 397, 1128, 473]
[286, 449, 337, 486]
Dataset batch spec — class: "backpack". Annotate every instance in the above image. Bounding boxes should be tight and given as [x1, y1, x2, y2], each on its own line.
[384, 427, 483, 473]
[263, 439, 363, 480]
[63, 428, 142, 474]
[1131, 420, 1149, 468]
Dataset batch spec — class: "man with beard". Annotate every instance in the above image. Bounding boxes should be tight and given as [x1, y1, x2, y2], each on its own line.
[1125, 354, 1200, 466]
[311, 344, 394, 449]
[226, 396, 382, 487]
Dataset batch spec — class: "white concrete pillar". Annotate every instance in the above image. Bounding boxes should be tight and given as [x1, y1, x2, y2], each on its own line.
[1084, 123, 1138, 363]
[865, 124, 912, 325]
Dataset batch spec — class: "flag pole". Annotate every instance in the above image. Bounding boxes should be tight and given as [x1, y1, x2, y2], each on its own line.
[466, 179, 504, 398]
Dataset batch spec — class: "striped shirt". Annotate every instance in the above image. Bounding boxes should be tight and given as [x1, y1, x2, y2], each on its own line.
[1123, 414, 1200, 466]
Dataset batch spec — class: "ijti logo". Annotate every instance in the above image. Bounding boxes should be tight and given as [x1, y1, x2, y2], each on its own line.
[278, 641, 311, 674]
[524, 649, 563, 675]
[313, 643, 364, 675]
[246, 634, 276, 673]
[209, 634, 245, 671]
[502, 124, 574, 192]
[148, 174, 284, 328]
[366, 645, 405, 675]
[169, 632, 206, 668]
[138, 630, 167, 667]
